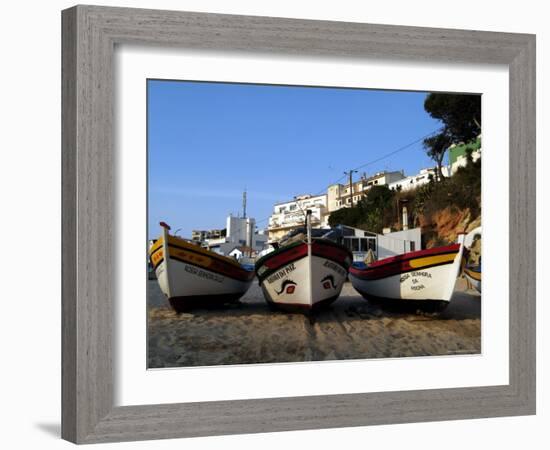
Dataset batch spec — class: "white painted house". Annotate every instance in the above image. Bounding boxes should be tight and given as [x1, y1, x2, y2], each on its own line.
[205, 214, 268, 256]
[327, 170, 405, 211]
[388, 167, 450, 192]
[324, 225, 422, 262]
[268, 194, 328, 241]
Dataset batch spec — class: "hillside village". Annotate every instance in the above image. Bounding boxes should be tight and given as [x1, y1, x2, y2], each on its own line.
[190, 137, 481, 260]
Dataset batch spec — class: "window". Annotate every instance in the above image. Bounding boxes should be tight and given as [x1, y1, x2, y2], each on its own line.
[289, 204, 296, 211]
[410, 241, 416, 252]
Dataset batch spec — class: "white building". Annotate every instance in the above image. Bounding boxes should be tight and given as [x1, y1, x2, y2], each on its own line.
[376, 228, 421, 259]
[388, 167, 450, 192]
[204, 214, 268, 256]
[324, 225, 422, 262]
[268, 194, 328, 241]
[226, 214, 255, 247]
[327, 170, 405, 211]
[449, 140, 482, 175]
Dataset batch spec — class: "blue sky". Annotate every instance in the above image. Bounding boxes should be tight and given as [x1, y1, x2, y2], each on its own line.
[148, 80, 442, 239]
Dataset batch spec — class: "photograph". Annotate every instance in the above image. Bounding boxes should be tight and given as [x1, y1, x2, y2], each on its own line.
[146, 80, 483, 368]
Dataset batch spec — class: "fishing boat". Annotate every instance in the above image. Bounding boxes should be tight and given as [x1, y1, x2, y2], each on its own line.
[463, 264, 481, 293]
[349, 234, 465, 309]
[463, 227, 482, 293]
[255, 211, 352, 312]
[149, 222, 255, 312]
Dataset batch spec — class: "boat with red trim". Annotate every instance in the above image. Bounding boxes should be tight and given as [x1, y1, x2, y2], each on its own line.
[464, 264, 481, 293]
[149, 222, 255, 312]
[349, 234, 465, 308]
[463, 226, 482, 293]
[255, 211, 352, 312]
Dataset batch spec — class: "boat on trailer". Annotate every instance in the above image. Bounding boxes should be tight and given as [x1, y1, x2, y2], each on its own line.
[349, 234, 465, 310]
[255, 211, 352, 313]
[149, 222, 255, 312]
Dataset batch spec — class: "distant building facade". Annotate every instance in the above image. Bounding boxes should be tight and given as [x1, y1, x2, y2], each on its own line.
[388, 167, 445, 192]
[327, 171, 405, 212]
[193, 214, 268, 256]
[191, 229, 224, 242]
[448, 137, 481, 175]
[324, 224, 422, 262]
[268, 194, 328, 241]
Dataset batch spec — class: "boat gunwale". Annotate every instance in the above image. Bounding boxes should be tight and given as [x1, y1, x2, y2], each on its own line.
[367, 243, 460, 267]
[255, 239, 352, 284]
[464, 266, 482, 281]
[349, 258, 458, 281]
[255, 238, 352, 269]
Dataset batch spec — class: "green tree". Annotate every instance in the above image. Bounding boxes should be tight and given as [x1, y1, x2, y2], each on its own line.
[424, 93, 481, 143]
[359, 185, 396, 232]
[328, 185, 395, 233]
[328, 204, 364, 228]
[423, 132, 452, 182]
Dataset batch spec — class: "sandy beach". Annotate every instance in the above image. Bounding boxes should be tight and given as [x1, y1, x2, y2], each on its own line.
[147, 276, 481, 368]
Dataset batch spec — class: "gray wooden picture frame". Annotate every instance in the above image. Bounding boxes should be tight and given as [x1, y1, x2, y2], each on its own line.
[62, 5, 536, 444]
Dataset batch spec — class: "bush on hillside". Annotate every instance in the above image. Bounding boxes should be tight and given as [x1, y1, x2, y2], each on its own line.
[327, 158, 481, 238]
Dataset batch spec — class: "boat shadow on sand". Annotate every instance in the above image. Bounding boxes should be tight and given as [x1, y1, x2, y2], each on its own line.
[148, 279, 481, 323]
[147, 279, 481, 368]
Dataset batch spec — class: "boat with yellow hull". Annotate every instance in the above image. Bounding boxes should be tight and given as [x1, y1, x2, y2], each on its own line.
[149, 223, 255, 312]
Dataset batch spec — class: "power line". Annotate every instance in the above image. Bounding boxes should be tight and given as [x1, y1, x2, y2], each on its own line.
[311, 128, 440, 196]
[190, 129, 442, 240]
[352, 129, 440, 172]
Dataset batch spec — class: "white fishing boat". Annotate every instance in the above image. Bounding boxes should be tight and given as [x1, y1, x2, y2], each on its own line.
[149, 222, 255, 312]
[255, 211, 352, 312]
[463, 264, 481, 293]
[349, 234, 465, 309]
[463, 227, 482, 293]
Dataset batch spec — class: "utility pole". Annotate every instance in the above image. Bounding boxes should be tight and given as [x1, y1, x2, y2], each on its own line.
[344, 170, 358, 206]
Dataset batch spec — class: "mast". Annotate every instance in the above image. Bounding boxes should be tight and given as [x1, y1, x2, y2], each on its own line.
[159, 222, 172, 298]
[242, 189, 247, 219]
[306, 209, 312, 245]
[306, 209, 313, 307]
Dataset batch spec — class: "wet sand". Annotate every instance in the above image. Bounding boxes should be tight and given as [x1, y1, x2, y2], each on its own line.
[148, 277, 481, 368]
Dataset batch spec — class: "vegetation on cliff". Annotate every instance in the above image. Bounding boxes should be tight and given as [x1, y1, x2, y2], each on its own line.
[328, 150, 481, 246]
[328, 93, 482, 246]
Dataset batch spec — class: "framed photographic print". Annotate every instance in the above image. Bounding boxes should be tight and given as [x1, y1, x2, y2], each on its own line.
[62, 5, 536, 444]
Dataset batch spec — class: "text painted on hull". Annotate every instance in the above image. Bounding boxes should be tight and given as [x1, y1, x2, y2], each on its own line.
[184, 264, 224, 283]
[266, 263, 296, 284]
[323, 260, 347, 277]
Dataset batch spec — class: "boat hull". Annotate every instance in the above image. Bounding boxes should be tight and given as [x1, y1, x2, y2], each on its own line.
[255, 240, 352, 312]
[349, 238, 464, 305]
[150, 232, 254, 312]
[464, 266, 481, 293]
